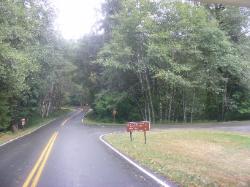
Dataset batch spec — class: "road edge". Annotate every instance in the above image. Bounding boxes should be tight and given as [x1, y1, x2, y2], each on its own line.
[0, 110, 76, 147]
[0, 119, 56, 147]
[99, 133, 171, 187]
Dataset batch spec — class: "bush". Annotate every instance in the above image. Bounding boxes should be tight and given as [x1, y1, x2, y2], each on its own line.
[93, 91, 141, 122]
[0, 94, 10, 130]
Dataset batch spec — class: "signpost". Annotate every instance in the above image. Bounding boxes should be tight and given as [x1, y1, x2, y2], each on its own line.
[126, 121, 150, 144]
[112, 109, 118, 122]
[21, 118, 26, 129]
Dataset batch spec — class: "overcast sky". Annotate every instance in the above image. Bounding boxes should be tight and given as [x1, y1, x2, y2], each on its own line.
[52, 0, 104, 40]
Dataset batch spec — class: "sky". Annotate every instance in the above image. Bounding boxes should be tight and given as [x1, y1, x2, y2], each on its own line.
[52, 0, 104, 40]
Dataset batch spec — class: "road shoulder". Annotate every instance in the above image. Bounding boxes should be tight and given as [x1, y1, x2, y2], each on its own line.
[99, 133, 174, 187]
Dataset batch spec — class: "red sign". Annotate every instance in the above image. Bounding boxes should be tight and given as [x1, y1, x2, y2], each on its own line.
[126, 121, 150, 132]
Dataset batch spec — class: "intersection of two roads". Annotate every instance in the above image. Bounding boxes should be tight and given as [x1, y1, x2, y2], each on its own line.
[0, 111, 160, 187]
[0, 110, 249, 187]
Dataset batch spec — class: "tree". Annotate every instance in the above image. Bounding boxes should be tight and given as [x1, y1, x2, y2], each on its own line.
[0, 0, 74, 129]
[91, 0, 250, 122]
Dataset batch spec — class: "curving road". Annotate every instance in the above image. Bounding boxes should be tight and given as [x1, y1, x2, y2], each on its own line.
[1, 110, 249, 187]
[0, 111, 165, 187]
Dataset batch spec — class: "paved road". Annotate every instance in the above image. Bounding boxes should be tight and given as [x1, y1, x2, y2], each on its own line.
[154, 121, 250, 133]
[0, 111, 164, 187]
[1, 111, 249, 187]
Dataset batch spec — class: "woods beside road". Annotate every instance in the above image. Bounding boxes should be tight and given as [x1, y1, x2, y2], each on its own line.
[0, 108, 72, 146]
[1, 1, 250, 187]
[70, 0, 250, 125]
[0, 0, 75, 132]
[2, 0, 250, 132]
[0, 109, 249, 187]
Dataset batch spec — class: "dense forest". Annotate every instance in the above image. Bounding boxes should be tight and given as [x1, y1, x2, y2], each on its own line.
[0, 0, 74, 129]
[1, 0, 250, 129]
[75, 0, 250, 123]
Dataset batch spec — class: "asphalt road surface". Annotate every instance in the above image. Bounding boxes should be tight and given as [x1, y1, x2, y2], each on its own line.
[0, 111, 164, 187]
[154, 121, 250, 133]
[1, 110, 250, 187]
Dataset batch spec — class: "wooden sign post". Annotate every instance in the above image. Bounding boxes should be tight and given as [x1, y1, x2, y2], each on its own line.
[126, 121, 150, 144]
[112, 109, 118, 122]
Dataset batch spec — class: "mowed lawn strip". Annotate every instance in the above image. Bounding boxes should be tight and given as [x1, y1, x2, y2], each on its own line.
[105, 130, 250, 187]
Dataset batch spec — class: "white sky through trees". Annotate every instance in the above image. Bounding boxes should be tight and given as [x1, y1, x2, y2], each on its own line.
[51, 0, 249, 40]
[52, 0, 104, 40]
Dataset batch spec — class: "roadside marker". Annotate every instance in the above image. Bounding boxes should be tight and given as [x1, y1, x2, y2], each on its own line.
[0, 119, 55, 147]
[0, 110, 81, 148]
[99, 134, 171, 187]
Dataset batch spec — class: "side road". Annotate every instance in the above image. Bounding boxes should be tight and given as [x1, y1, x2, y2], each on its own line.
[154, 120, 250, 133]
[0, 109, 249, 187]
[0, 110, 165, 187]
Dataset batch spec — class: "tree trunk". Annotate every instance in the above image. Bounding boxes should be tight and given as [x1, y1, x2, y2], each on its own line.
[159, 102, 162, 123]
[168, 86, 175, 122]
[147, 102, 151, 122]
[183, 90, 187, 123]
[190, 90, 195, 123]
[221, 78, 228, 121]
[138, 72, 148, 121]
[41, 101, 45, 118]
[46, 100, 51, 117]
[145, 71, 155, 123]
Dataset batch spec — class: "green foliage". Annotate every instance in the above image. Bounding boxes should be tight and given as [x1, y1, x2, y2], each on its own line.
[0, 94, 10, 129]
[0, 0, 74, 129]
[74, 0, 250, 123]
[2, 0, 250, 126]
[93, 91, 140, 122]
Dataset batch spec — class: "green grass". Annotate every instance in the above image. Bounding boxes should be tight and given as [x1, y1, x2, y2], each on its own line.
[84, 117, 249, 127]
[84, 117, 216, 126]
[0, 108, 71, 145]
[105, 130, 250, 187]
[155, 119, 217, 125]
[26, 108, 72, 128]
[83, 118, 124, 126]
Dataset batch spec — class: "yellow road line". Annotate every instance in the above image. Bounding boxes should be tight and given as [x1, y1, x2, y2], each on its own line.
[61, 110, 82, 127]
[22, 132, 58, 187]
[23, 110, 81, 186]
[22, 133, 56, 187]
[31, 132, 58, 187]
[61, 119, 68, 127]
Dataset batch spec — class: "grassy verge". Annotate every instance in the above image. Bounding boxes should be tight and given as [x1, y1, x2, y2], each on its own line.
[105, 130, 250, 186]
[84, 118, 250, 127]
[83, 118, 124, 126]
[0, 108, 71, 145]
[155, 120, 217, 126]
[84, 118, 219, 127]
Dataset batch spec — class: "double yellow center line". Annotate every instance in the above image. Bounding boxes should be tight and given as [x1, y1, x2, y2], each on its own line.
[23, 110, 82, 187]
[23, 132, 58, 187]
[61, 110, 82, 127]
